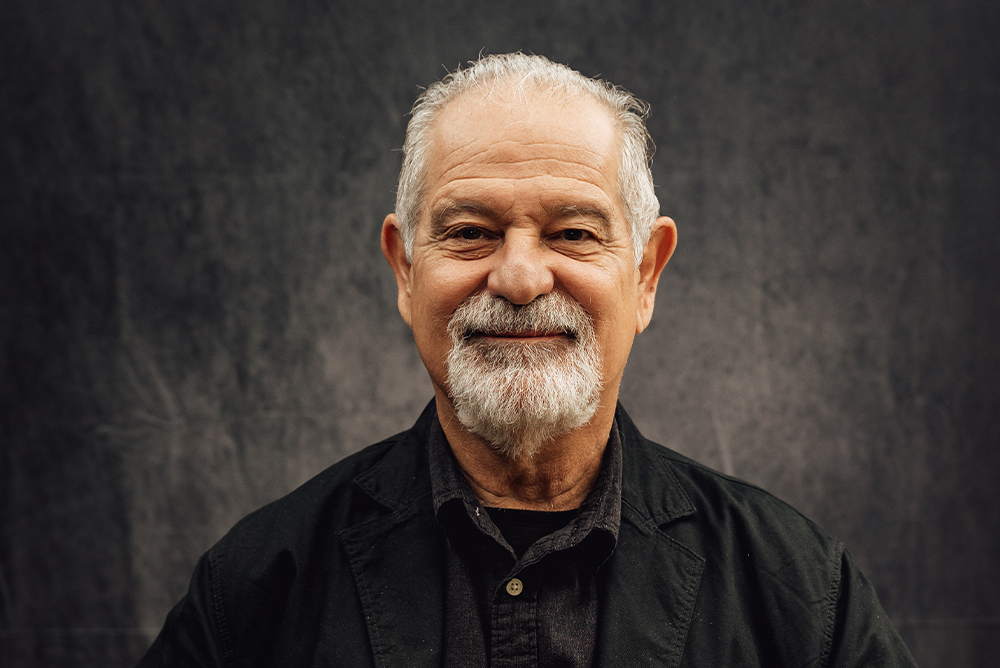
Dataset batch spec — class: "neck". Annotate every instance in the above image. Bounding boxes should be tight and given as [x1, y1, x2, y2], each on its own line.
[435, 388, 617, 511]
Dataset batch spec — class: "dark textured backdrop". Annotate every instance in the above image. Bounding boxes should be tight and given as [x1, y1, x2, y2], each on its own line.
[2, 1, 998, 666]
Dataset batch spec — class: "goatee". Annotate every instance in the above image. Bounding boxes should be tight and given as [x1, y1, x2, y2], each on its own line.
[445, 291, 602, 459]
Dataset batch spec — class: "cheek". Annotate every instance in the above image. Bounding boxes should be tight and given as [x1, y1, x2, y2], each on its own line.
[589, 283, 640, 363]
[409, 279, 468, 343]
[414, 263, 488, 321]
[411, 296, 451, 343]
[578, 273, 639, 327]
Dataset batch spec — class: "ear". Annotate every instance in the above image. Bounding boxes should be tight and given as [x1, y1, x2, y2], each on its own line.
[381, 213, 414, 328]
[635, 216, 677, 333]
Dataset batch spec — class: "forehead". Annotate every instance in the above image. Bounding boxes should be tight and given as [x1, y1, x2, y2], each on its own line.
[421, 87, 623, 218]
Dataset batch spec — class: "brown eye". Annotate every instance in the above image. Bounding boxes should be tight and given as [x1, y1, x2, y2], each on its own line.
[561, 229, 586, 241]
[459, 227, 484, 240]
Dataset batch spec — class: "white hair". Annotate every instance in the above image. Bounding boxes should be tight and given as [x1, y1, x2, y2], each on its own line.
[395, 53, 660, 265]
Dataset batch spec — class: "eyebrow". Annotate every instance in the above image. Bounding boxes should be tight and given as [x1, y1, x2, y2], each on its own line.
[428, 202, 502, 238]
[427, 201, 617, 237]
[547, 203, 614, 234]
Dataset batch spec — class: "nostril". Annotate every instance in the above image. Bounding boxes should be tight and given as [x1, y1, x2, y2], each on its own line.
[486, 237, 556, 305]
[489, 265, 554, 305]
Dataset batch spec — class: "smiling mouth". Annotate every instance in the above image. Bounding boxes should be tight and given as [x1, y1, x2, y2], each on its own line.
[467, 329, 573, 342]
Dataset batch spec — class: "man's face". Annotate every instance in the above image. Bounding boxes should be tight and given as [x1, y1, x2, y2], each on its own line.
[384, 87, 672, 442]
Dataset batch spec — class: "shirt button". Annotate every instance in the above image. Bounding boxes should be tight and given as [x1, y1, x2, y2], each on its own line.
[505, 578, 523, 597]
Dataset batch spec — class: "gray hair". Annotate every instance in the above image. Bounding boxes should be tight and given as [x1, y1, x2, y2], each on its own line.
[395, 53, 660, 265]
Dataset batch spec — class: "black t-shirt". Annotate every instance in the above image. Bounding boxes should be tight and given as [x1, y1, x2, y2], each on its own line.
[485, 507, 578, 558]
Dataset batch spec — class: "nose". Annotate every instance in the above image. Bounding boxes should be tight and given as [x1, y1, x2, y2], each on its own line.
[486, 231, 555, 305]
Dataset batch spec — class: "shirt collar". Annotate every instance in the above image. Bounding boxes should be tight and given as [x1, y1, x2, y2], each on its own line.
[428, 414, 622, 562]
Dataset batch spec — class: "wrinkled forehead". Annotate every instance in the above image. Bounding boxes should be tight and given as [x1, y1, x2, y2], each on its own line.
[420, 86, 624, 213]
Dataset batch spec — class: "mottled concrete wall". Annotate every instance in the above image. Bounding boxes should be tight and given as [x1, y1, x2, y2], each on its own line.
[1, 1, 997, 666]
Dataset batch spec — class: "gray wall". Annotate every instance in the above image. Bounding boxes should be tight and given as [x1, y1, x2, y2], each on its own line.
[2, 0, 997, 666]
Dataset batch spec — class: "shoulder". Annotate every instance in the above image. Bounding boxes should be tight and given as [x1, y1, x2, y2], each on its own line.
[153, 405, 439, 665]
[137, 408, 436, 668]
[217, 439, 393, 553]
[659, 443, 833, 546]
[615, 404, 842, 579]
[615, 408, 915, 666]
[209, 402, 437, 577]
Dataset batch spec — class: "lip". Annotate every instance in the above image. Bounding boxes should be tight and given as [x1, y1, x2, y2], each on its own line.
[473, 330, 569, 341]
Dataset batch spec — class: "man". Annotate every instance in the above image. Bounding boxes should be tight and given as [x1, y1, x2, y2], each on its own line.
[140, 54, 915, 667]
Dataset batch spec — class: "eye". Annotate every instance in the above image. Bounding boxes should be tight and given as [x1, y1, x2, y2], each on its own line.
[455, 227, 484, 240]
[558, 229, 589, 241]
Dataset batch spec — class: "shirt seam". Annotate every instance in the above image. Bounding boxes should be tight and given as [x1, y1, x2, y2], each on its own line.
[818, 541, 846, 668]
[208, 550, 236, 665]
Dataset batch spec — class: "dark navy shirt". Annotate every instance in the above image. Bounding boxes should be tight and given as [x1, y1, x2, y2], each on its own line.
[429, 420, 622, 668]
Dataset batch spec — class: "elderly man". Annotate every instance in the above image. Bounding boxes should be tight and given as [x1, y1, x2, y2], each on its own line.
[140, 54, 915, 667]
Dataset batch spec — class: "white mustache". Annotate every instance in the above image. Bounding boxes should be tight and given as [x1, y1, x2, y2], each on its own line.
[447, 292, 593, 342]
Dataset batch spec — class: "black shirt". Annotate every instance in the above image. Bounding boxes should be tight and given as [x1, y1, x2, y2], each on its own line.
[137, 401, 916, 667]
[429, 420, 622, 668]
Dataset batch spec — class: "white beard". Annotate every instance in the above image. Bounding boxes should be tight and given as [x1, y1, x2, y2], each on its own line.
[445, 291, 603, 459]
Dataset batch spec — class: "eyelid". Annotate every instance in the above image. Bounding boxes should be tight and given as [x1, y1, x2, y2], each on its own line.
[446, 224, 494, 240]
[551, 226, 596, 240]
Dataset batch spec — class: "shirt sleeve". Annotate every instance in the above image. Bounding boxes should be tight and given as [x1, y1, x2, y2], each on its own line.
[136, 551, 229, 668]
[824, 548, 917, 668]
